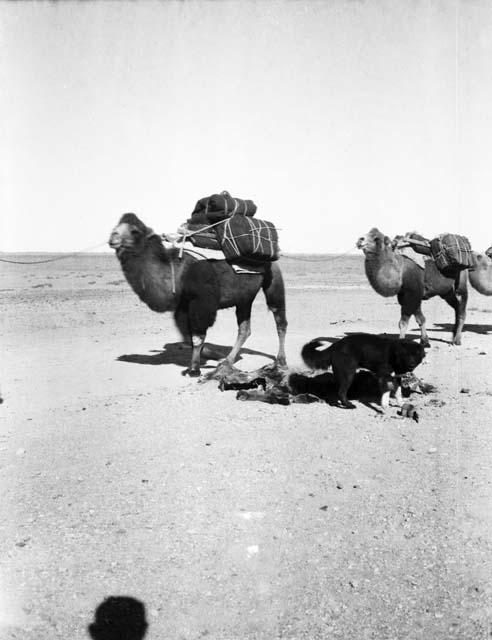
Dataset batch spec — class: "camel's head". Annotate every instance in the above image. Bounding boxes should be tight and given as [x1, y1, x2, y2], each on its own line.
[485, 246, 492, 259]
[356, 228, 393, 255]
[109, 213, 155, 255]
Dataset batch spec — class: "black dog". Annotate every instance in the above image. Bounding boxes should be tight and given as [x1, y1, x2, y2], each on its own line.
[301, 333, 425, 409]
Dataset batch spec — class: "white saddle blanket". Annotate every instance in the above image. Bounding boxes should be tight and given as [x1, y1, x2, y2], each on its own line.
[162, 239, 261, 274]
[398, 246, 428, 270]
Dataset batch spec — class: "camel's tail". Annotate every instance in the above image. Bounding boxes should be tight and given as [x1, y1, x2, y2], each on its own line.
[301, 338, 334, 371]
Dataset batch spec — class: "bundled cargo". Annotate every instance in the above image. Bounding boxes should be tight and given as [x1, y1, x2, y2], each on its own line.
[215, 215, 280, 264]
[190, 190, 257, 223]
[404, 232, 432, 256]
[185, 223, 221, 251]
[430, 233, 477, 277]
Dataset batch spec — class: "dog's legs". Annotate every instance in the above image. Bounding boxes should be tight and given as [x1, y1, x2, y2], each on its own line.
[394, 384, 403, 407]
[379, 375, 403, 409]
[332, 359, 356, 409]
[377, 372, 393, 411]
[377, 369, 399, 412]
[381, 390, 391, 410]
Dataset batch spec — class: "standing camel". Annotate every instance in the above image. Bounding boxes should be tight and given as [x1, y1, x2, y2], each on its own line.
[109, 213, 287, 376]
[356, 228, 468, 346]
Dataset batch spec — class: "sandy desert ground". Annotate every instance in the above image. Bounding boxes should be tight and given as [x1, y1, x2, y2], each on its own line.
[0, 252, 491, 640]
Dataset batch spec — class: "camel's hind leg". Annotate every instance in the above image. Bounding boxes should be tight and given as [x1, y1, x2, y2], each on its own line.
[442, 276, 468, 345]
[263, 263, 288, 366]
[225, 304, 253, 364]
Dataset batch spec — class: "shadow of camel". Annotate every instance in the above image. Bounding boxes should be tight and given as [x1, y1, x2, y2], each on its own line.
[88, 596, 148, 640]
[117, 341, 275, 367]
[431, 322, 492, 336]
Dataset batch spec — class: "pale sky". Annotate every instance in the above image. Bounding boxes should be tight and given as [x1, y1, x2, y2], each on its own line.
[1, 0, 492, 253]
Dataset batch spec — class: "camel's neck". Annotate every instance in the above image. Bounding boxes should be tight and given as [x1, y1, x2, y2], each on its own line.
[364, 248, 403, 297]
[118, 239, 184, 312]
[469, 254, 492, 296]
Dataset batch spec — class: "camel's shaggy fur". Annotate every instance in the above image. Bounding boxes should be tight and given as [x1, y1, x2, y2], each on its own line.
[357, 228, 468, 346]
[469, 251, 492, 296]
[109, 213, 287, 376]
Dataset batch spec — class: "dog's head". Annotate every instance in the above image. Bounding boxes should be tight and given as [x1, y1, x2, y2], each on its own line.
[391, 341, 426, 375]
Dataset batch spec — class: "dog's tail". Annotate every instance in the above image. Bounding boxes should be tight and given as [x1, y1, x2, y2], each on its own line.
[301, 338, 334, 371]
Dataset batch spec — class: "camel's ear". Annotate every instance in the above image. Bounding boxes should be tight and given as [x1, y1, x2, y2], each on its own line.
[383, 235, 392, 247]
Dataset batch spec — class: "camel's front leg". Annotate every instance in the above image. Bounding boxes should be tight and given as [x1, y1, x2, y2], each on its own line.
[443, 283, 467, 345]
[453, 276, 468, 345]
[452, 296, 467, 346]
[182, 333, 206, 377]
[453, 302, 466, 346]
[414, 306, 430, 348]
[398, 313, 411, 340]
[181, 295, 218, 377]
[398, 291, 426, 344]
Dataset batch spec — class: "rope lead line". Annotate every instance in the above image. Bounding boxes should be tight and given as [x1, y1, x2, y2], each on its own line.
[0, 242, 108, 265]
[0, 231, 356, 267]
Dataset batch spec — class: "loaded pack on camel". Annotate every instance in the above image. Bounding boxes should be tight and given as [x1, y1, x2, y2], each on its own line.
[400, 231, 492, 297]
[178, 190, 280, 264]
[108, 192, 286, 378]
[398, 232, 477, 279]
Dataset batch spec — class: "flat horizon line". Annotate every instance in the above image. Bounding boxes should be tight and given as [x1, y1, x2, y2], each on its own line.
[0, 250, 361, 256]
